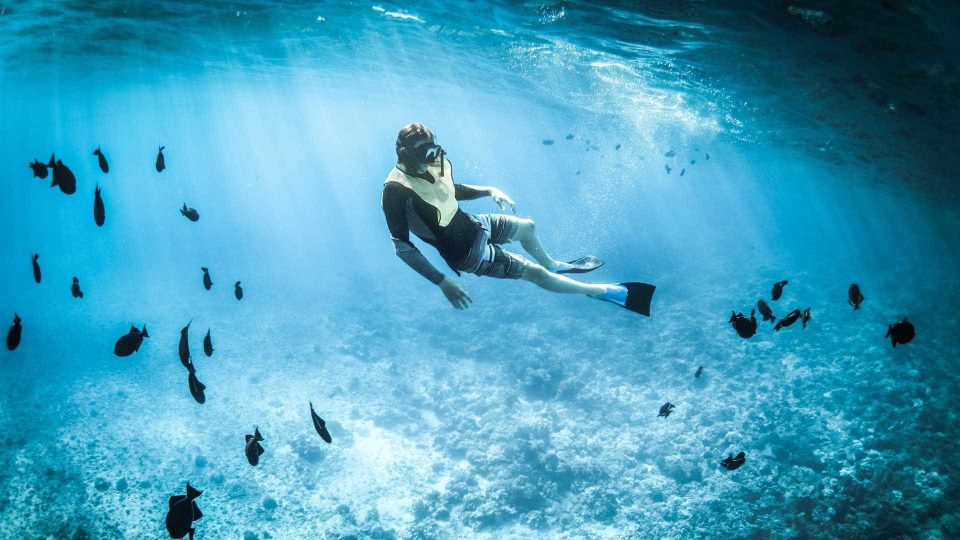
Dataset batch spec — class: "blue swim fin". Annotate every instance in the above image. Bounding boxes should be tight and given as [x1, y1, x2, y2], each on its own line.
[600, 282, 656, 316]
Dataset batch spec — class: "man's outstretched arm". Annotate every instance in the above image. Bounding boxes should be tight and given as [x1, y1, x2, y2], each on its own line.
[455, 183, 516, 213]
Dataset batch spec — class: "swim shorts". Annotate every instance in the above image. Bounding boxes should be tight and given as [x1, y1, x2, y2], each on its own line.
[456, 214, 533, 280]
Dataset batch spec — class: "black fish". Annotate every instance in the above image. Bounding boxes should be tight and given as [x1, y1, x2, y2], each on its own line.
[658, 402, 675, 418]
[47, 154, 77, 195]
[93, 185, 105, 227]
[93, 146, 109, 173]
[720, 451, 746, 471]
[156, 145, 166, 172]
[664, 150, 675, 157]
[179, 320, 192, 368]
[310, 402, 332, 444]
[165, 482, 203, 540]
[771, 280, 788, 301]
[31, 254, 41, 283]
[187, 360, 206, 404]
[114, 325, 149, 357]
[201, 267, 212, 290]
[665, 165, 672, 174]
[774, 309, 801, 331]
[801, 307, 811, 329]
[29, 159, 48, 179]
[729, 309, 757, 338]
[71, 277, 84, 299]
[180, 204, 199, 222]
[680, 168, 685, 176]
[886, 318, 915, 348]
[542, 139, 554, 145]
[694, 366, 703, 378]
[203, 328, 213, 357]
[848, 283, 864, 310]
[757, 299, 776, 323]
[234, 281, 243, 301]
[6, 314, 22, 351]
[245, 427, 265, 466]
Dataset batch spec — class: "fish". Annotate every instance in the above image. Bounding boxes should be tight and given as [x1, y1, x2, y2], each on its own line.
[720, 451, 746, 471]
[542, 139, 554, 145]
[203, 328, 213, 357]
[771, 280, 788, 301]
[180, 204, 199, 222]
[113, 325, 149, 357]
[680, 168, 685, 176]
[93, 146, 109, 173]
[565, 134, 574, 140]
[28, 159, 48, 179]
[658, 402, 675, 418]
[165, 482, 203, 540]
[848, 283, 864, 310]
[615, 143, 621, 150]
[729, 309, 758, 338]
[665, 165, 672, 174]
[6, 313, 22, 351]
[71, 277, 84, 299]
[705, 153, 710, 160]
[774, 309, 802, 331]
[801, 307, 811, 328]
[310, 402, 332, 443]
[664, 150, 675, 157]
[187, 360, 206, 404]
[694, 366, 703, 378]
[757, 299, 776, 323]
[93, 185, 105, 226]
[886, 318, 915, 348]
[201, 267, 212, 290]
[179, 320, 192, 368]
[690, 159, 696, 164]
[245, 427, 265, 466]
[235, 281, 243, 301]
[47, 154, 77, 195]
[31, 254, 41, 283]
[156, 145, 166, 172]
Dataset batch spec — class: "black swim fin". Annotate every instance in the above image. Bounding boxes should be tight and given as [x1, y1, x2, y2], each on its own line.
[556, 255, 604, 274]
[601, 282, 656, 316]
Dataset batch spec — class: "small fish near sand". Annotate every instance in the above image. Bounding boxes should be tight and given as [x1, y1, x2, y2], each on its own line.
[694, 366, 703, 378]
[848, 283, 864, 310]
[886, 318, 915, 348]
[31, 254, 41, 283]
[201, 267, 212, 290]
[156, 145, 166, 172]
[658, 402, 675, 418]
[729, 309, 757, 339]
[245, 427, 265, 466]
[757, 299, 776, 323]
[720, 452, 746, 471]
[203, 329, 213, 357]
[28, 159, 48, 179]
[180, 204, 199, 222]
[93, 185, 105, 227]
[310, 402, 332, 444]
[165, 482, 203, 540]
[71, 277, 84, 299]
[93, 146, 109, 173]
[774, 308, 811, 331]
[6, 314, 22, 351]
[114, 325, 149, 357]
[542, 139, 554, 145]
[47, 154, 77, 195]
[234, 281, 243, 301]
[187, 360, 206, 404]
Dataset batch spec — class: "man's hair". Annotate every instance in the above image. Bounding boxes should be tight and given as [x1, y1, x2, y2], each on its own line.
[396, 123, 433, 160]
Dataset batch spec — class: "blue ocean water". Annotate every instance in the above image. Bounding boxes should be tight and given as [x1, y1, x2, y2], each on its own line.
[1, 1, 959, 538]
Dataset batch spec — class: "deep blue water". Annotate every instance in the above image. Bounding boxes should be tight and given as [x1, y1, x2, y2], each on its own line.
[1, 1, 959, 538]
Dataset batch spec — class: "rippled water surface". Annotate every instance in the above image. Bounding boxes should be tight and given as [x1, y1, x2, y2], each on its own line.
[1, 1, 958, 538]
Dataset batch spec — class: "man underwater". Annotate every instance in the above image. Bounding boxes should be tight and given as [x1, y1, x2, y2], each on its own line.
[381, 123, 654, 315]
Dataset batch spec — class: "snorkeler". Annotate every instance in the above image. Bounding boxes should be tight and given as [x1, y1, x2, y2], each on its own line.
[381, 123, 655, 315]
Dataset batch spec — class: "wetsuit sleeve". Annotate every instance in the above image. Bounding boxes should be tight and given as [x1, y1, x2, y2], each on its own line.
[382, 183, 446, 285]
[454, 183, 490, 201]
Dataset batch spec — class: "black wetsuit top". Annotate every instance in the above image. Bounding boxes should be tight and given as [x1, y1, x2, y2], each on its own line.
[381, 168, 488, 284]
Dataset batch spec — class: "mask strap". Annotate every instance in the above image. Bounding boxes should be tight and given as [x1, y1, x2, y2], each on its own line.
[439, 148, 445, 176]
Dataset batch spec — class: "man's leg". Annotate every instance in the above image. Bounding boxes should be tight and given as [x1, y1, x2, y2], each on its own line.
[511, 218, 569, 271]
[520, 263, 608, 298]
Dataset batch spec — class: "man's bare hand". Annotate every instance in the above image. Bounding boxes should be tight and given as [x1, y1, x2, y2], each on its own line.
[439, 277, 473, 310]
[489, 188, 516, 214]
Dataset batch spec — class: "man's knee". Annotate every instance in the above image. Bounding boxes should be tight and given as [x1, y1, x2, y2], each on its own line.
[521, 263, 548, 283]
[515, 218, 536, 242]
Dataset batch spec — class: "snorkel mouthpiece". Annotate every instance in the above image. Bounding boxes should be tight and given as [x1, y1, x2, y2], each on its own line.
[421, 144, 442, 164]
